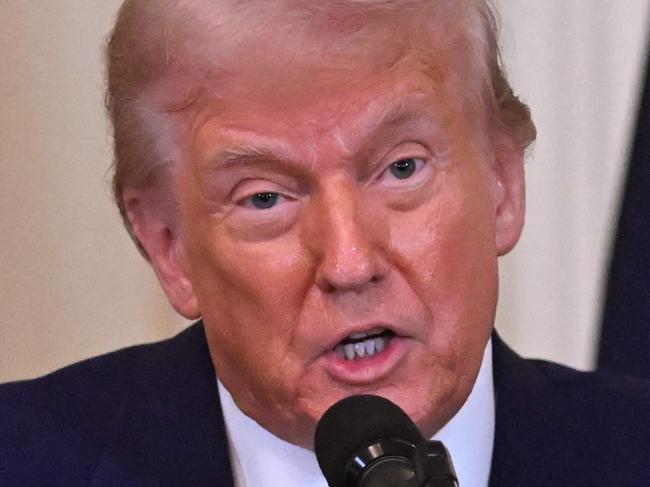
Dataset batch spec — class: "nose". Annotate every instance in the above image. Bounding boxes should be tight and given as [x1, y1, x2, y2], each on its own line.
[311, 181, 388, 293]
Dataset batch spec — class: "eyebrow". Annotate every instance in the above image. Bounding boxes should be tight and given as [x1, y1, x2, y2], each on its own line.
[204, 142, 314, 182]
[374, 99, 430, 130]
[351, 96, 437, 157]
[207, 96, 435, 169]
[352, 95, 438, 150]
[210, 145, 287, 167]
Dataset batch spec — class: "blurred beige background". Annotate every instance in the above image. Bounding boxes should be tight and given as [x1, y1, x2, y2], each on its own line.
[1, 1, 648, 382]
[0, 1, 185, 382]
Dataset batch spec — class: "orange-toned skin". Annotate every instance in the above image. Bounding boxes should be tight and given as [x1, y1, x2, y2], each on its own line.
[127, 54, 525, 448]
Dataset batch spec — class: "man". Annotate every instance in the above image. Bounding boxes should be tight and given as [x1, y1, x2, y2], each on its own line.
[1, 1, 649, 486]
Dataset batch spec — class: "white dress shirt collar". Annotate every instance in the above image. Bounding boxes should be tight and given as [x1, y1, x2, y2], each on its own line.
[218, 338, 495, 487]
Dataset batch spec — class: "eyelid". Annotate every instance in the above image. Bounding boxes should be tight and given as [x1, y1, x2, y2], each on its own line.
[236, 192, 285, 210]
[230, 178, 294, 203]
[372, 139, 432, 170]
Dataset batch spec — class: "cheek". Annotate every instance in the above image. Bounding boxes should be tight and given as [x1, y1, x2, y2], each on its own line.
[183, 216, 321, 368]
[184, 226, 318, 411]
[176, 169, 319, 387]
[388, 175, 498, 338]
[187, 227, 312, 334]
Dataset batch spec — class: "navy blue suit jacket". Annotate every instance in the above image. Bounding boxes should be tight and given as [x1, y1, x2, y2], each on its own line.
[1, 322, 649, 486]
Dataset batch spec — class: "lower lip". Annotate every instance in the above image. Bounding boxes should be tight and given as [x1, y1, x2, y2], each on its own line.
[322, 336, 409, 385]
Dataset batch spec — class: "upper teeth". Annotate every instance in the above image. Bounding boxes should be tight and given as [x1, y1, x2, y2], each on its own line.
[336, 335, 387, 361]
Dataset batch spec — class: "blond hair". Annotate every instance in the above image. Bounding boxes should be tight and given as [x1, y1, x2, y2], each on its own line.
[106, 0, 536, 252]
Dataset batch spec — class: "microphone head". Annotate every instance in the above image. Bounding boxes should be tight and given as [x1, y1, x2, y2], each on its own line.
[314, 394, 425, 487]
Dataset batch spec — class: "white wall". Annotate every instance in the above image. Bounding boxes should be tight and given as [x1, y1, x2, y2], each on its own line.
[0, 1, 183, 382]
[0, 1, 648, 381]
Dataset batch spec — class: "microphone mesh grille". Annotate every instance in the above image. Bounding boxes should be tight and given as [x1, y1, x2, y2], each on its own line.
[314, 395, 424, 487]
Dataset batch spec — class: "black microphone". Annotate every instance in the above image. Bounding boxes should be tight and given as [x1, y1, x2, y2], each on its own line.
[314, 395, 458, 487]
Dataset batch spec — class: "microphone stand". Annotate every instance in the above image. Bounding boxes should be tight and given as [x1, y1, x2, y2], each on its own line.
[412, 441, 459, 487]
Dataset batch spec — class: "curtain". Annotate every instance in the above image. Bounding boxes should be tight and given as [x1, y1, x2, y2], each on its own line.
[599, 38, 650, 378]
[495, 0, 649, 370]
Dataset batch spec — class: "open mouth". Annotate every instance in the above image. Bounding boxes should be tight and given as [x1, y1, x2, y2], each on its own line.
[334, 328, 396, 361]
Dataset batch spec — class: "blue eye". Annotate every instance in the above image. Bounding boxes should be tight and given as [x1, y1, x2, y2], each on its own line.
[389, 158, 418, 179]
[249, 192, 279, 209]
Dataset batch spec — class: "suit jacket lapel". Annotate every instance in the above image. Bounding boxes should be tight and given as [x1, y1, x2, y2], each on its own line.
[488, 332, 617, 487]
[489, 332, 558, 486]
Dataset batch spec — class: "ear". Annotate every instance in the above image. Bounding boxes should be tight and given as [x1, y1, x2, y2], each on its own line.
[123, 188, 201, 319]
[492, 135, 526, 256]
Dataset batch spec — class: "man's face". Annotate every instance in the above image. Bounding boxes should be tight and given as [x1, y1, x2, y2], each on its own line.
[167, 48, 522, 447]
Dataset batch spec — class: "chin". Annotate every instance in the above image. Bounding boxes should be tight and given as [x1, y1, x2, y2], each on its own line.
[372, 381, 465, 440]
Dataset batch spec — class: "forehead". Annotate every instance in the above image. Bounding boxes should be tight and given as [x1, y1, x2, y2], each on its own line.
[189, 62, 454, 158]
[153, 0, 472, 109]
[151, 1, 486, 165]
[167, 0, 460, 70]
